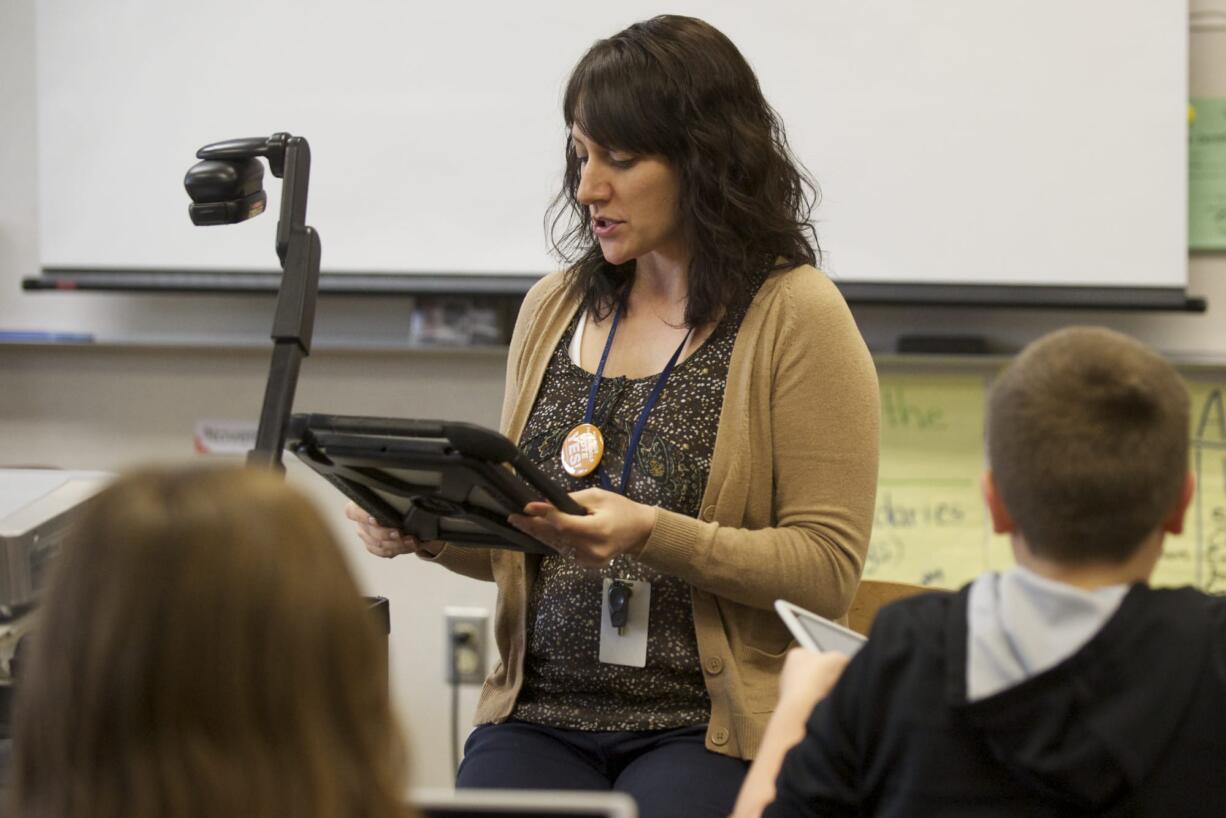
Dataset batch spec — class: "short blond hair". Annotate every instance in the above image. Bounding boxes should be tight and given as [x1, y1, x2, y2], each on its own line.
[987, 327, 1189, 564]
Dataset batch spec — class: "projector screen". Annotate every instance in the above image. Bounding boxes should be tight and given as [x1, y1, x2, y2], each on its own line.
[36, 0, 1188, 291]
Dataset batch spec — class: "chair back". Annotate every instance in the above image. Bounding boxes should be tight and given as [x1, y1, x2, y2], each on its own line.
[847, 579, 929, 636]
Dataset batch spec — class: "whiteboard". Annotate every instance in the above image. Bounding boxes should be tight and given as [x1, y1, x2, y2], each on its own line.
[36, 0, 1188, 289]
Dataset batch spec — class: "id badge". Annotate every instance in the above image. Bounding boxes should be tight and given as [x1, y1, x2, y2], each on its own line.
[598, 577, 651, 668]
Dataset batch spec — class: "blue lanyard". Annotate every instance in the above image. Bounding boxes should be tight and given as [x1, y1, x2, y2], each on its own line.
[581, 303, 694, 495]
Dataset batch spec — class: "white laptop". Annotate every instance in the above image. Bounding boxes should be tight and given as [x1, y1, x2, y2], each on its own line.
[411, 788, 637, 818]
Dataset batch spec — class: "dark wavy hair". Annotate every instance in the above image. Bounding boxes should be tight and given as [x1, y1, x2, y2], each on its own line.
[548, 15, 820, 327]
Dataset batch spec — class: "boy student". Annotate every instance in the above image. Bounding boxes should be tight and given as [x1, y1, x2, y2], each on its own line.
[733, 327, 1226, 817]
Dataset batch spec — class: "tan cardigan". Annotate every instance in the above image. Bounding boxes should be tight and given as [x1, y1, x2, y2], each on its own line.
[425, 264, 880, 759]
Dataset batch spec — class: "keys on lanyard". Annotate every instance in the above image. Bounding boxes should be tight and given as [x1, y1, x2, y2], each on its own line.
[608, 579, 633, 635]
[599, 577, 650, 666]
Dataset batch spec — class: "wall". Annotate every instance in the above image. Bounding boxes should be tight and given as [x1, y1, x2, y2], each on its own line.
[3, 0, 1226, 791]
[0, 341, 508, 787]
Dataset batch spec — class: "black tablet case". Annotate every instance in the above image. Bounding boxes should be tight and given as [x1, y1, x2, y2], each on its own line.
[286, 414, 584, 554]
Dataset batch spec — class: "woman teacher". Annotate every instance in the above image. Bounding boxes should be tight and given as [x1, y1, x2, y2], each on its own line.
[350, 15, 879, 818]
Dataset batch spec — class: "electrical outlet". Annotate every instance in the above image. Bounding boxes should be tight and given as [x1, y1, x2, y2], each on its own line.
[444, 606, 488, 685]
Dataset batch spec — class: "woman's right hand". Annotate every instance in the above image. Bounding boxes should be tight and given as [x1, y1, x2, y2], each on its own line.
[344, 502, 444, 559]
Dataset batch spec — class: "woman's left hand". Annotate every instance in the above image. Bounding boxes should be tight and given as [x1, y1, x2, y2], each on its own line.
[508, 488, 656, 568]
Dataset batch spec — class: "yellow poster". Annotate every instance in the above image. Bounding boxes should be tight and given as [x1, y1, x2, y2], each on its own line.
[867, 372, 989, 588]
[868, 370, 1224, 593]
[1155, 379, 1226, 591]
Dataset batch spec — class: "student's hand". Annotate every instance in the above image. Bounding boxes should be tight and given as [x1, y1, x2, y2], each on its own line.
[730, 650, 851, 818]
[507, 488, 655, 569]
[777, 648, 850, 712]
[345, 502, 444, 559]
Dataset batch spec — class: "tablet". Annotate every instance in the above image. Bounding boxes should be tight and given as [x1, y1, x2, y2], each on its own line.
[410, 788, 637, 818]
[286, 414, 585, 555]
[774, 599, 866, 656]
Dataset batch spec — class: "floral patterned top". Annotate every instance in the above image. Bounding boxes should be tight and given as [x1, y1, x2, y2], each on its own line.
[512, 286, 757, 731]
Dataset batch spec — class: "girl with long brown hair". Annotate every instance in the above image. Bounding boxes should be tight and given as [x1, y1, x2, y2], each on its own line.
[9, 466, 412, 818]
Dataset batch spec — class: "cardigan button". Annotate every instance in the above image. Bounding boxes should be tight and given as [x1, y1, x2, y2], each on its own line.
[700, 505, 716, 522]
[711, 727, 730, 746]
[704, 656, 724, 675]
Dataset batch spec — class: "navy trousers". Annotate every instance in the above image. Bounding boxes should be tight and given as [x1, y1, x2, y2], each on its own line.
[456, 720, 749, 818]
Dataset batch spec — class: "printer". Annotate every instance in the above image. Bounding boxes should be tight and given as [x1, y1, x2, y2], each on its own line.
[0, 469, 112, 616]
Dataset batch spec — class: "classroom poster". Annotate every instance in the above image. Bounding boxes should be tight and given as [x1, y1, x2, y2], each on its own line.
[1189, 98, 1226, 251]
[1155, 379, 1226, 591]
[867, 371, 1226, 593]
[866, 372, 990, 588]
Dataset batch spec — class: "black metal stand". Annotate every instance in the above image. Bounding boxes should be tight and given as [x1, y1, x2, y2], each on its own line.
[192, 133, 321, 469]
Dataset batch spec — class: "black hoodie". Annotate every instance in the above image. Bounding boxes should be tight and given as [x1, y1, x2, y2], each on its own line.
[764, 585, 1226, 817]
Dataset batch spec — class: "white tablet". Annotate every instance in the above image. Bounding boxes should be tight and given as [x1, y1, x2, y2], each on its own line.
[774, 599, 867, 657]
[411, 788, 637, 818]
